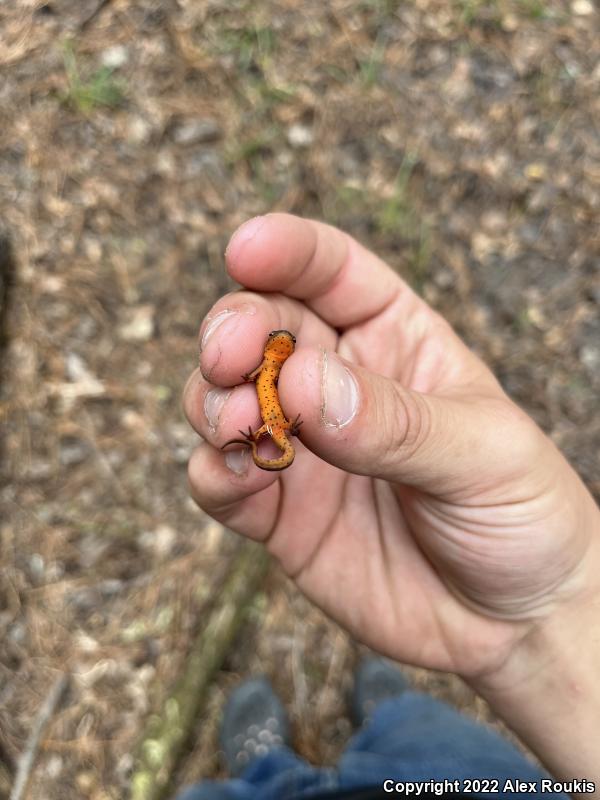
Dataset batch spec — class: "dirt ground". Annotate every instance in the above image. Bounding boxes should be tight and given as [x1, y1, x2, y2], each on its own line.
[1, 0, 599, 798]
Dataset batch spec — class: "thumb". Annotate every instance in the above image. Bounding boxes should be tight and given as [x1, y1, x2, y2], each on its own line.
[287, 347, 519, 496]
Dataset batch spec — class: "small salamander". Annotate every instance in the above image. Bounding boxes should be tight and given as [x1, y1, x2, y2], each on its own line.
[221, 330, 302, 471]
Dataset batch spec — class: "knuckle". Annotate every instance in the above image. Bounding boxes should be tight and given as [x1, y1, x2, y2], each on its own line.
[381, 382, 431, 466]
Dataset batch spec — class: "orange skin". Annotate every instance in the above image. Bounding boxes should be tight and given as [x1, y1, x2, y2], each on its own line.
[221, 330, 302, 471]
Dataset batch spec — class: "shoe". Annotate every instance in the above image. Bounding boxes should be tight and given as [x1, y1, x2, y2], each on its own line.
[219, 677, 291, 777]
[350, 656, 409, 727]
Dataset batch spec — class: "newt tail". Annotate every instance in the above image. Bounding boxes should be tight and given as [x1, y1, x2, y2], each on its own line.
[221, 330, 302, 471]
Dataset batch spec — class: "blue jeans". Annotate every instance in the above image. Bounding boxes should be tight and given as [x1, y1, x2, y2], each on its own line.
[176, 691, 568, 799]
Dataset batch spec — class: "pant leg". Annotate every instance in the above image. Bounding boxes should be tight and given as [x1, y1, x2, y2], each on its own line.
[176, 691, 571, 800]
[338, 691, 569, 799]
[175, 783, 237, 800]
[173, 747, 336, 800]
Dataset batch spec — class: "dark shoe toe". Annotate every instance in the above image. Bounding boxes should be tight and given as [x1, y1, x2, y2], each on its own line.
[351, 656, 409, 727]
[220, 677, 291, 777]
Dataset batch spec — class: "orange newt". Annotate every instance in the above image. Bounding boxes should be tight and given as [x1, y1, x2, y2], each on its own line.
[221, 330, 302, 471]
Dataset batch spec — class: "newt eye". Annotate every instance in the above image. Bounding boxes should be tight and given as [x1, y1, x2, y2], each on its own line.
[291, 335, 296, 343]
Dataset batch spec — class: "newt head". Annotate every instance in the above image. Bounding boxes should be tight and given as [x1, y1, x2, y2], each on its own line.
[265, 330, 296, 362]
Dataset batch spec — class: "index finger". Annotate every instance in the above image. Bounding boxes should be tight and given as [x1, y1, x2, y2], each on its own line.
[225, 213, 420, 330]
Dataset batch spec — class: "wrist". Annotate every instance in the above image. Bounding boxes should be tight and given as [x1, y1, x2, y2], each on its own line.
[469, 501, 600, 788]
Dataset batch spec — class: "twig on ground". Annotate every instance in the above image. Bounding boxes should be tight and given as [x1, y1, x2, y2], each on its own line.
[9, 673, 69, 800]
[131, 541, 270, 800]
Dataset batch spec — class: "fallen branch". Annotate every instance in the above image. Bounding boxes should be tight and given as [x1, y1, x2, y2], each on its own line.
[10, 673, 69, 800]
[131, 541, 270, 800]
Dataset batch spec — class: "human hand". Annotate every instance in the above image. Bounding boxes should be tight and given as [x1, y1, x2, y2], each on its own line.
[183, 213, 600, 683]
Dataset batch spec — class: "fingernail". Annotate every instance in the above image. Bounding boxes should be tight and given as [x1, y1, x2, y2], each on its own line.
[200, 309, 238, 351]
[225, 216, 267, 262]
[322, 351, 359, 428]
[224, 448, 249, 475]
[204, 388, 231, 432]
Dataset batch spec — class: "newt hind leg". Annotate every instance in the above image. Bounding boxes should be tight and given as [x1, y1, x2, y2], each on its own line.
[288, 413, 303, 437]
[238, 425, 255, 442]
[222, 424, 268, 450]
[234, 424, 270, 443]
